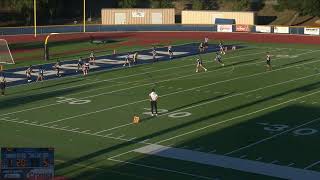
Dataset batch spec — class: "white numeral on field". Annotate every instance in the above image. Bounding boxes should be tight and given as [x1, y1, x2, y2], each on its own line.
[293, 128, 318, 136]
[263, 124, 289, 132]
[143, 108, 192, 118]
[57, 97, 91, 105]
[257, 123, 319, 136]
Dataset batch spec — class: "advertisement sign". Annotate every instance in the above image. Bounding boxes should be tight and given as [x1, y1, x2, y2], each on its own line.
[304, 27, 320, 35]
[255, 26, 271, 33]
[217, 25, 233, 32]
[236, 25, 250, 32]
[274, 26, 289, 34]
[132, 11, 145, 18]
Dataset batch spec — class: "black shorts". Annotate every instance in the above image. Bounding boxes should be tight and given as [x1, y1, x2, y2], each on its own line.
[197, 62, 203, 65]
[0, 83, 5, 89]
[204, 42, 208, 47]
[168, 50, 172, 53]
[266, 60, 271, 65]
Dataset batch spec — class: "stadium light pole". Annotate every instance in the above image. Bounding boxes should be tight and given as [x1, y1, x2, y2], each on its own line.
[83, 0, 86, 32]
[34, 0, 37, 37]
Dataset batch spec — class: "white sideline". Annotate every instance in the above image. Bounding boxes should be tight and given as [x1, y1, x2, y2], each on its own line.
[132, 144, 320, 180]
[2, 87, 320, 179]
[108, 158, 213, 180]
[1, 48, 278, 117]
[41, 52, 320, 126]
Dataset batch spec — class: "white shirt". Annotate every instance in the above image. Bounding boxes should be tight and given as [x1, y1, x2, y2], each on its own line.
[149, 92, 158, 101]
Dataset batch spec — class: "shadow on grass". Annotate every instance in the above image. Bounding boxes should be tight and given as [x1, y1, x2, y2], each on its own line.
[55, 78, 320, 179]
[0, 81, 93, 111]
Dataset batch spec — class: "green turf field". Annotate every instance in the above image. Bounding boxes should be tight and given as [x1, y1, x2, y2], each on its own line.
[1, 42, 320, 179]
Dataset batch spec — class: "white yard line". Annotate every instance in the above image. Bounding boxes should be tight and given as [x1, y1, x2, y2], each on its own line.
[156, 89, 320, 145]
[1, 49, 283, 117]
[41, 55, 320, 126]
[74, 72, 320, 134]
[225, 116, 320, 155]
[130, 144, 320, 180]
[304, 161, 320, 170]
[108, 158, 213, 180]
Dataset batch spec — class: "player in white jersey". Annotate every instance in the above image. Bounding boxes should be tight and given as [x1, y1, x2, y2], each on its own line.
[123, 53, 131, 67]
[266, 52, 272, 71]
[168, 45, 173, 59]
[149, 89, 159, 116]
[196, 58, 207, 73]
[83, 61, 90, 76]
[89, 51, 96, 65]
[152, 47, 157, 61]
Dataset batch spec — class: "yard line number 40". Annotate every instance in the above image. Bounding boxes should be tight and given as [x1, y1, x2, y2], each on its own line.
[257, 122, 318, 136]
[143, 108, 192, 118]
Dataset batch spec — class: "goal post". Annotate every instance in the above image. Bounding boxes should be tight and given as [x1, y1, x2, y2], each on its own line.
[0, 39, 15, 65]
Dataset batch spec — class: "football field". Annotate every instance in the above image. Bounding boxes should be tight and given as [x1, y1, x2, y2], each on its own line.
[1, 43, 320, 179]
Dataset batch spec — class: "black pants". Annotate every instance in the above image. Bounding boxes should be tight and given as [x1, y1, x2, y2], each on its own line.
[0, 85, 5, 95]
[150, 101, 157, 114]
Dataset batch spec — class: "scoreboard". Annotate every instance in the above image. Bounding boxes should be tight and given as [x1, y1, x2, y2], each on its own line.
[0, 148, 54, 180]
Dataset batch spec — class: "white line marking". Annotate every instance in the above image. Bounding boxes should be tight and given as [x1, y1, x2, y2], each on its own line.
[133, 144, 320, 180]
[93, 129, 111, 135]
[128, 137, 137, 141]
[304, 161, 320, 169]
[256, 157, 263, 161]
[288, 163, 295, 167]
[118, 135, 125, 138]
[225, 115, 320, 155]
[82, 130, 91, 133]
[108, 158, 212, 179]
[240, 155, 247, 158]
[71, 128, 79, 131]
[2, 49, 276, 117]
[41, 60, 320, 126]
[209, 149, 217, 153]
[157, 88, 320, 145]
[271, 160, 279, 164]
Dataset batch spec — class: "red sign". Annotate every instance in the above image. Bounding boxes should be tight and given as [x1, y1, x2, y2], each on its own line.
[236, 25, 250, 32]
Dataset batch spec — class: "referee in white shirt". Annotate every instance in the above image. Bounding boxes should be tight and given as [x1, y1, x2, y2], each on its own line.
[149, 89, 158, 116]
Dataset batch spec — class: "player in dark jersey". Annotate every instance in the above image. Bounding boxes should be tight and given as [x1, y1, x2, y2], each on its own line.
[0, 75, 6, 96]
[168, 45, 173, 59]
[219, 41, 226, 55]
[204, 37, 209, 50]
[214, 52, 225, 66]
[36, 66, 45, 82]
[77, 57, 84, 72]
[26, 65, 33, 82]
[196, 57, 207, 72]
[199, 42, 205, 53]
[266, 52, 272, 71]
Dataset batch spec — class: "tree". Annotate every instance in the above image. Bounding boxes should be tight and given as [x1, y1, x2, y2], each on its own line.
[151, 0, 174, 8]
[276, 0, 320, 17]
[118, 0, 137, 8]
[192, 0, 204, 10]
[192, 0, 218, 10]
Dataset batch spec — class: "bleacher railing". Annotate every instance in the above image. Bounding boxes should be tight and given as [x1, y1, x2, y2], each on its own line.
[0, 24, 319, 36]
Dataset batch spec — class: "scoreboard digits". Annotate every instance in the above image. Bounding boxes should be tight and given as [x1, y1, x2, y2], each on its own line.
[0, 148, 54, 179]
